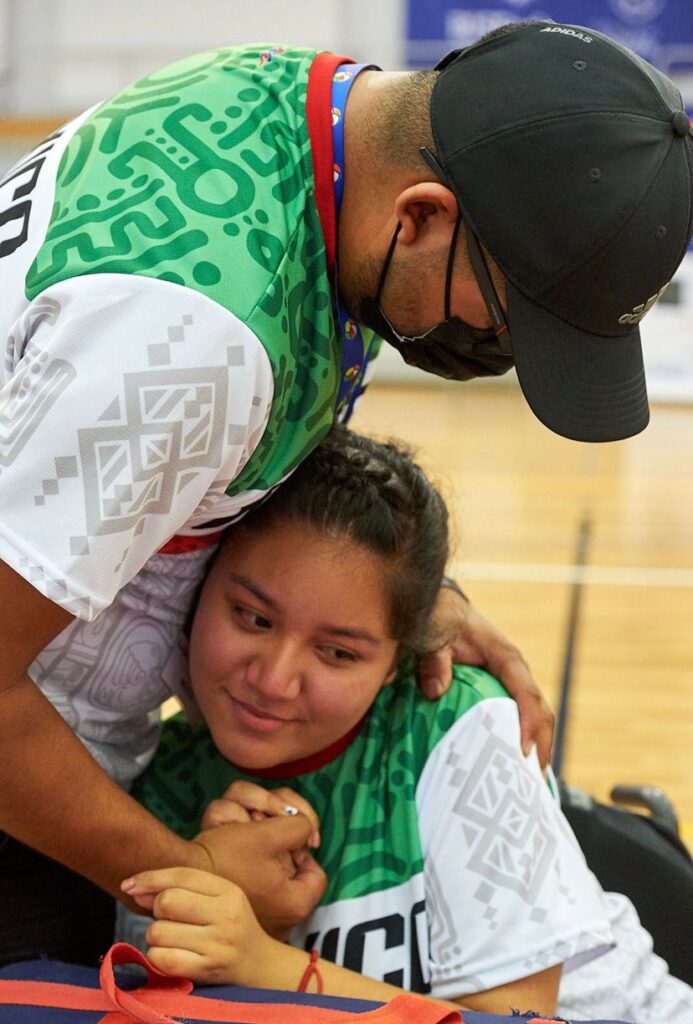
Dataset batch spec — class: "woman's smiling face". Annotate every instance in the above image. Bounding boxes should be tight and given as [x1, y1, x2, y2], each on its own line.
[189, 520, 400, 770]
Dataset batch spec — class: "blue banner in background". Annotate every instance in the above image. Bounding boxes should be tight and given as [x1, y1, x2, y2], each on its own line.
[406, 0, 693, 73]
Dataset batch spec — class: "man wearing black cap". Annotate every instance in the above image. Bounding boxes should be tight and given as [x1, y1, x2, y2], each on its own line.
[341, 19, 693, 442]
[0, 20, 690, 965]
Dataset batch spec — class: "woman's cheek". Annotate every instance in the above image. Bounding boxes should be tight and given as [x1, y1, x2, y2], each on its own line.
[313, 671, 375, 724]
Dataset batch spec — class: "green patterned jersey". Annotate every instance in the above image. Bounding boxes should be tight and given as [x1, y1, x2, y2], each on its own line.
[135, 665, 507, 900]
[0, 45, 375, 619]
[132, 666, 611, 997]
[26, 44, 341, 502]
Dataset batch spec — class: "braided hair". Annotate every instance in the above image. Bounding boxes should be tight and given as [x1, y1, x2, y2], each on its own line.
[233, 426, 449, 653]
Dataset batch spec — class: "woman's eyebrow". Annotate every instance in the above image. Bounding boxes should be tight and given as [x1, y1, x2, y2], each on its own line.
[228, 572, 277, 609]
[227, 572, 382, 645]
[317, 624, 381, 646]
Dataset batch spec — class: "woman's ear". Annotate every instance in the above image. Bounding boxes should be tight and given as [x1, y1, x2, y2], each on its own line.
[393, 182, 459, 245]
[382, 654, 401, 687]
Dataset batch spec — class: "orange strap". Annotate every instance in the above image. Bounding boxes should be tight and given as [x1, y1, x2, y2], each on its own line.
[0, 942, 461, 1024]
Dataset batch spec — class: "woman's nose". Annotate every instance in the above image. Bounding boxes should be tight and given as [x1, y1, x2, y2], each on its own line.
[247, 639, 302, 701]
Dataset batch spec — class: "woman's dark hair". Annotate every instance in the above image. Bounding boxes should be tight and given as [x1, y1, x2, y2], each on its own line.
[231, 426, 449, 653]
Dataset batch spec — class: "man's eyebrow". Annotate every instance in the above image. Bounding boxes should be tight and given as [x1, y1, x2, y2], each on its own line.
[228, 573, 382, 645]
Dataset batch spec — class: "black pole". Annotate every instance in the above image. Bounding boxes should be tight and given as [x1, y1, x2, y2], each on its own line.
[552, 512, 592, 778]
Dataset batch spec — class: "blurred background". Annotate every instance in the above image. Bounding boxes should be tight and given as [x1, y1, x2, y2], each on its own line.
[0, 0, 691, 841]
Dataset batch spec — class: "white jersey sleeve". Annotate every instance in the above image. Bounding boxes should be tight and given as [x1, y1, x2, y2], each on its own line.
[415, 697, 613, 999]
[0, 272, 273, 620]
[28, 544, 218, 788]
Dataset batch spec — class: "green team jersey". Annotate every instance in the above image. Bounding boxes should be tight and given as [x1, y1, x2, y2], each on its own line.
[0, 45, 379, 785]
[0, 44, 375, 620]
[132, 666, 611, 999]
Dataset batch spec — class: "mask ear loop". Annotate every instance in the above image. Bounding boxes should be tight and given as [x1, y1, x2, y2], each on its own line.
[376, 222, 402, 304]
[419, 146, 512, 356]
[444, 214, 463, 320]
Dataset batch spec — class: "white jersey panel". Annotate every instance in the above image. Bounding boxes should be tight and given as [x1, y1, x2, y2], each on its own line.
[558, 890, 693, 1024]
[0, 273, 273, 619]
[415, 698, 613, 999]
[289, 875, 430, 993]
[29, 545, 216, 787]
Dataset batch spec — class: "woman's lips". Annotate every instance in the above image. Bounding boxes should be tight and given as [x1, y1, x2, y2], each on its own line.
[231, 696, 295, 733]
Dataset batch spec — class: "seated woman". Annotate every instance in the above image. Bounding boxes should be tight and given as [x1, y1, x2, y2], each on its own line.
[122, 428, 692, 1022]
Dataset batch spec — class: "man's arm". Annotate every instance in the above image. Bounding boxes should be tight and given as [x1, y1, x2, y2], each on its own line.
[416, 583, 555, 768]
[0, 560, 325, 929]
[0, 558, 214, 895]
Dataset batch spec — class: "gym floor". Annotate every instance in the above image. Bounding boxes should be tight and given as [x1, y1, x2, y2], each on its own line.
[357, 380, 693, 847]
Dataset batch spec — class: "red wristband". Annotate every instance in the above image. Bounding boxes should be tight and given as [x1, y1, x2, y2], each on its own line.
[298, 949, 324, 994]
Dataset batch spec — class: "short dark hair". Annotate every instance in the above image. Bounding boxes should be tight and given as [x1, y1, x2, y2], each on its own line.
[373, 25, 537, 173]
[474, 19, 537, 46]
[231, 426, 449, 653]
[370, 70, 437, 172]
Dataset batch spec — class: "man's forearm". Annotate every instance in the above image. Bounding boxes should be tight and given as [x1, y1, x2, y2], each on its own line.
[0, 676, 206, 898]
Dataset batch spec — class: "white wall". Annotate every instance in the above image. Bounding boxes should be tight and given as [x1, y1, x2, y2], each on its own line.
[1, 0, 404, 116]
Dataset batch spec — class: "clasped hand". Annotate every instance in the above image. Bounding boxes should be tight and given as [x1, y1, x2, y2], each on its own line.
[193, 780, 324, 937]
[122, 781, 321, 983]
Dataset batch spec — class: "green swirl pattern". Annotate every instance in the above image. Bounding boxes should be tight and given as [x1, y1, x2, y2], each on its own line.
[26, 45, 341, 495]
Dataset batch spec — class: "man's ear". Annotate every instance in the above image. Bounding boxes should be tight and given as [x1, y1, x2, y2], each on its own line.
[394, 182, 458, 245]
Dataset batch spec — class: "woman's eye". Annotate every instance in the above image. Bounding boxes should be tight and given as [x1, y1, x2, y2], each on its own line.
[321, 646, 358, 664]
[233, 605, 271, 630]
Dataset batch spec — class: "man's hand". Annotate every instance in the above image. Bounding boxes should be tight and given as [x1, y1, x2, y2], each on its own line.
[417, 584, 554, 769]
[185, 813, 326, 938]
[201, 780, 321, 848]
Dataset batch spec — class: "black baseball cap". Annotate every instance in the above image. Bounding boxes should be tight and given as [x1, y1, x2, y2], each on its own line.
[428, 20, 693, 442]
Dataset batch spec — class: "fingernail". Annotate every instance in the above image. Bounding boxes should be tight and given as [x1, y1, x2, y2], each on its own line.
[283, 805, 299, 816]
[121, 879, 150, 895]
[424, 680, 440, 699]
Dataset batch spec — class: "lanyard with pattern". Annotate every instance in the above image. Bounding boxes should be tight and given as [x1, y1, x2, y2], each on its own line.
[331, 63, 378, 421]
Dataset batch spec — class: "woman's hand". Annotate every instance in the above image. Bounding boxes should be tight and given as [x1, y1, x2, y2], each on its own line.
[123, 867, 282, 985]
[201, 780, 320, 848]
[123, 812, 325, 939]
[417, 584, 554, 770]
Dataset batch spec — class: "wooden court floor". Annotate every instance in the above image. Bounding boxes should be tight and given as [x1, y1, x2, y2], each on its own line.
[356, 380, 693, 843]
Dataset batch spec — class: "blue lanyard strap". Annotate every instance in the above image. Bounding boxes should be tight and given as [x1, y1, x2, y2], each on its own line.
[331, 63, 376, 420]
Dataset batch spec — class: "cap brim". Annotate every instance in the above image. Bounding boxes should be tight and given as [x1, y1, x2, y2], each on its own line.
[507, 281, 649, 443]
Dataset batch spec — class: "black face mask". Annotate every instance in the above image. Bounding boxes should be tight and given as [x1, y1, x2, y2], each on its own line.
[359, 219, 514, 382]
